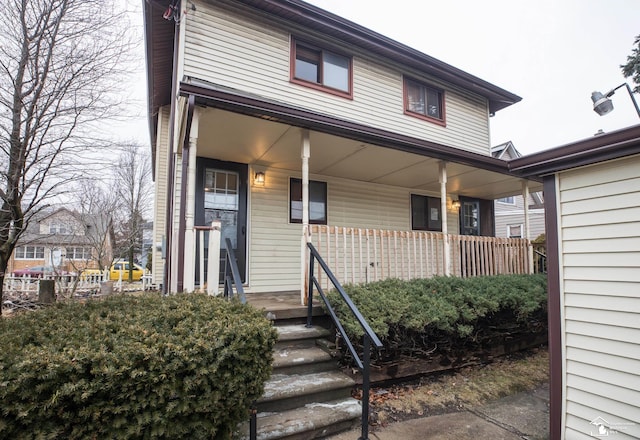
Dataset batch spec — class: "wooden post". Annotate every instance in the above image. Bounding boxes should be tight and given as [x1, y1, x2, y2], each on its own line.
[522, 180, 534, 274]
[300, 129, 310, 305]
[439, 162, 450, 275]
[207, 221, 221, 296]
[183, 108, 199, 292]
[38, 280, 56, 304]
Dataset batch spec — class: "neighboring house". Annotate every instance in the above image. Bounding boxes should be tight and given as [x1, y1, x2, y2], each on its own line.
[9, 208, 114, 274]
[492, 141, 545, 239]
[512, 124, 640, 440]
[143, 0, 542, 294]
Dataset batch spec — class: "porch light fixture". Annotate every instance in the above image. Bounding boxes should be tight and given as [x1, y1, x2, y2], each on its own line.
[254, 171, 265, 187]
[451, 199, 461, 209]
[591, 82, 640, 118]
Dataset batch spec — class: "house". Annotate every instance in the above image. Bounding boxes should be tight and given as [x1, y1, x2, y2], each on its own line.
[511, 124, 640, 439]
[143, 0, 543, 295]
[492, 142, 545, 240]
[9, 208, 114, 274]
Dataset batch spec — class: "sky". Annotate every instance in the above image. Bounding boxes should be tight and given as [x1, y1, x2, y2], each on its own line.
[126, 0, 640, 156]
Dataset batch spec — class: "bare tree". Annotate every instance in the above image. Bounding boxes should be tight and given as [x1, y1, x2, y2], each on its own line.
[0, 0, 135, 309]
[73, 179, 119, 271]
[113, 143, 153, 281]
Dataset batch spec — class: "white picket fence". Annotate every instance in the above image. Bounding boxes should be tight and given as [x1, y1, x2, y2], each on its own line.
[3, 271, 154, 299]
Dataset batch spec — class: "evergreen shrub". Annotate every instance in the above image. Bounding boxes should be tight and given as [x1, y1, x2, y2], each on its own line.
[325, 274, 547, 360]
[0, 294, 278, 439]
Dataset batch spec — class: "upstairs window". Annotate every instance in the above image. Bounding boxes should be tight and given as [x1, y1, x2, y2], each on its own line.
[49, 222, 72, 235]
[291, 38, 352, 98]
[498, 196, 515, 205]
[404, 77, 445, 124]
[411, 195, 442, 231]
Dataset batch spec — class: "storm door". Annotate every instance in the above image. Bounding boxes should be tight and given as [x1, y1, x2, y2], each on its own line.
[195, 159, 247, 284]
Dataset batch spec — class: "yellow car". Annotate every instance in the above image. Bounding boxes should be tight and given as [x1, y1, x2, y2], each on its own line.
[81, 260, 145, 281]
[109, 261, 145, 281]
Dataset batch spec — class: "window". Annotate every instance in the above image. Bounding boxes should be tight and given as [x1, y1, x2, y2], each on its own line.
[507, 224, 523, 238]
[498, 196, 515, 204]
[49, 222, 72, 234]
[404, 77, 445, 124]
[411, 195, 442, 231]
[65, 247, 91, 260]
[290, 178, 327, 225]
[291, 38, 352, 98]
[460, 200, 480, 236]
[15, 246, 45, 259]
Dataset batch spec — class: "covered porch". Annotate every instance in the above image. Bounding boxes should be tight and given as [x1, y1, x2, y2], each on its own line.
[163, 84, 542, 297]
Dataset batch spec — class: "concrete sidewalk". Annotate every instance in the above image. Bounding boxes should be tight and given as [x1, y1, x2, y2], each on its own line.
[328, 383, 550, 440]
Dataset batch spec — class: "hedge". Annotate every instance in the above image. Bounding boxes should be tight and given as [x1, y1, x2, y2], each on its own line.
[325, 274, 547, 361]
[0, 294, 278, 439]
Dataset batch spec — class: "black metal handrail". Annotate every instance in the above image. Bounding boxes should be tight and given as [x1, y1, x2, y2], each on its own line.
[534, 249, 547, 274]
[221, 238, 254, 439]
[306, 242, 383, 440]
[222, 237, 246, 304]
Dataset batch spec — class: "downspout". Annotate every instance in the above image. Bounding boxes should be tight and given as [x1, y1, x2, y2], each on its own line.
[176, 94, 196, 292]
[543, 175, 562, 440]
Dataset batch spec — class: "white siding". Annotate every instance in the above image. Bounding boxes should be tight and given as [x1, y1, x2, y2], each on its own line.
[248, 167, 458, 292]
[151, 107, 171, 287]
[557, 154, 640, 439]
[182, 1, 490, 155]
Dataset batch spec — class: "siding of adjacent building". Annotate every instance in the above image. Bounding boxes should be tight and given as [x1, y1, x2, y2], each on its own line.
[494, 196, 545, 239]
[557, 154, 640, 439]
[182, 0, 491, 156]
[248, 167, 459, 292]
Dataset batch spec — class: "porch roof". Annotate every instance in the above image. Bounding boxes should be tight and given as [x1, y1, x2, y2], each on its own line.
[182, 81, 542, 200]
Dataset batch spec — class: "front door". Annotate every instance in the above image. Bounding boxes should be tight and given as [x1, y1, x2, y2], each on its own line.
[196, 159, 248, 283]
[460, 199, 480, 236]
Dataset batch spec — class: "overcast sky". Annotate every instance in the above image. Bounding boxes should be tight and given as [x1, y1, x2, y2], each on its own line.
[303, 0, 640, 154]
[129, 0, 640, 156]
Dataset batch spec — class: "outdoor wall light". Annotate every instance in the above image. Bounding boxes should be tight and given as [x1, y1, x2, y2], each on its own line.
[591, 82, 640, 118]
[451, 199, 461, 209]
[254, 171, 265, 187]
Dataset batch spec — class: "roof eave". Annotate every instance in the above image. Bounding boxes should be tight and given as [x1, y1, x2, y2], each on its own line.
[510, 124, 640, 177]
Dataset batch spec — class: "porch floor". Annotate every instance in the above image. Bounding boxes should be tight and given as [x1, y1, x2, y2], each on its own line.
[246, 291, 325, 321]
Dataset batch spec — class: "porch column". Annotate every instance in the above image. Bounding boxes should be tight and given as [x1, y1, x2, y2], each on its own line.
[522, 180, 534, 274]
[183, 107, 200, 292]
[300, 129, 310, 305]
[439, 161, 451, 276]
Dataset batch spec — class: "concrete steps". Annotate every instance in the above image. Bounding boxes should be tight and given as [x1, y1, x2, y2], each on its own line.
[237, 321, 361, 439]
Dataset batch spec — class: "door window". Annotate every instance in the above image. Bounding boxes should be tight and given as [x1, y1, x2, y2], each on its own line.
[461, 200, 480, 236]
[205, 169, 239, 249]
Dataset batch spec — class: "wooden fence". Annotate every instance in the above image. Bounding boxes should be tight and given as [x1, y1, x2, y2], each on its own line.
[309, 225, 531, 290]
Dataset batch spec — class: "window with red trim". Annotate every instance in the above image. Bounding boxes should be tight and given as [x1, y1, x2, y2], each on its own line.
[291, 38, 352, 98]
[404, 77, 445, 124]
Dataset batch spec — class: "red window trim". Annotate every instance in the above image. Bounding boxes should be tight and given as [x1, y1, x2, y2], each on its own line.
[290, 37, 353, 100]
[403, 76, 446, 127]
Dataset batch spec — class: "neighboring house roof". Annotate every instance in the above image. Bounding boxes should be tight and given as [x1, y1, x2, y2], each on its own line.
[144, 0, 522, 148]
[492, 141, 544, 207]
[17, 207, 113, 248]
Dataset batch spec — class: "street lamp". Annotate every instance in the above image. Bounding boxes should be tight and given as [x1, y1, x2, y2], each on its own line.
[591, 82, 640, 118]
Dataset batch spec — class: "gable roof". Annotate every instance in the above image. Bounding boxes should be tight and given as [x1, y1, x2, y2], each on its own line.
[144, 0, 521, 147]
[492, 141, 544, 206]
